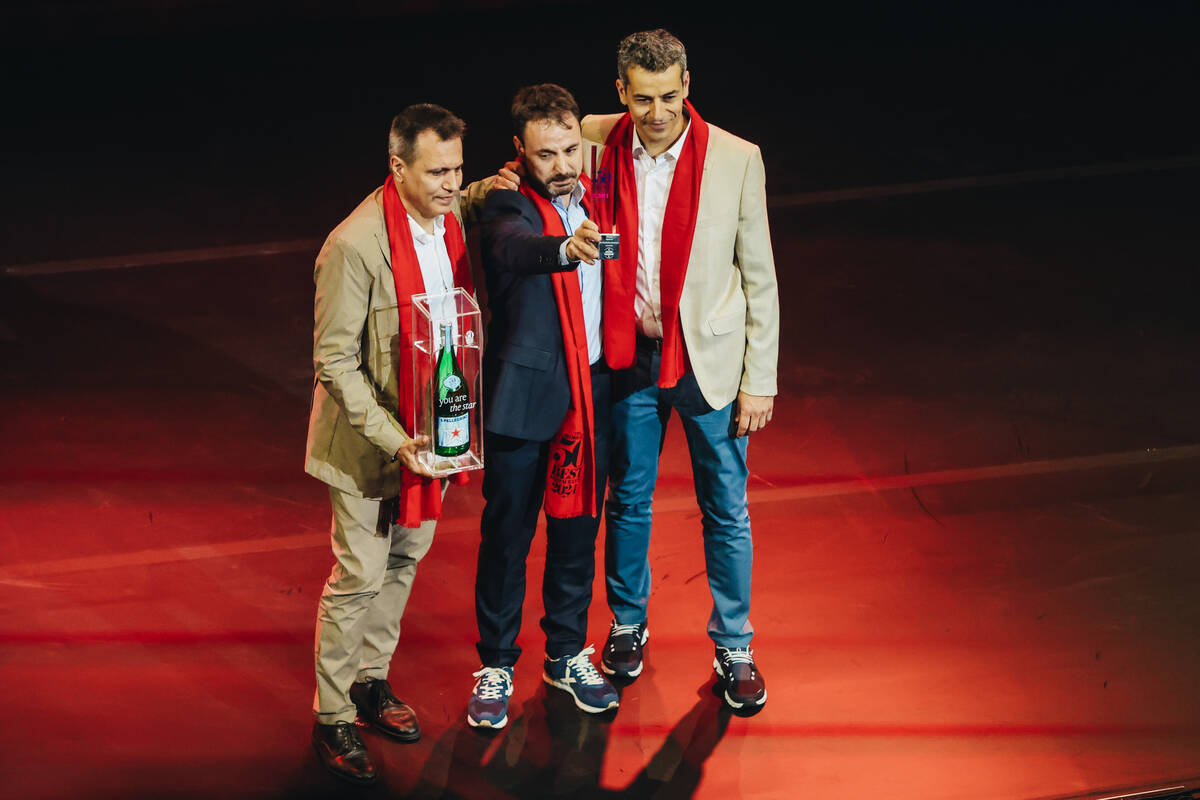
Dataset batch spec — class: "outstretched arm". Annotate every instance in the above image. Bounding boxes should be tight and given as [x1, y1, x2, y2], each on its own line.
[482, 190, 599, 275]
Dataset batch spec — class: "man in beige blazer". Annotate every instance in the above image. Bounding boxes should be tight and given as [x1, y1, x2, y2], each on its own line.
[582, 29, 779, 712]
[305, 103, 500, 784]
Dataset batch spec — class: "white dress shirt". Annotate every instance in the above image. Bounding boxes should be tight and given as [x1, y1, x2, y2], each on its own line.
[552, 180, 603, 365]
[407, 213, 457, 347]
[632, 121, 691, 339]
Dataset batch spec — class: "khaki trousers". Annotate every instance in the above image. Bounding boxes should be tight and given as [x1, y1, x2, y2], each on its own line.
[313, 485, 438, 724]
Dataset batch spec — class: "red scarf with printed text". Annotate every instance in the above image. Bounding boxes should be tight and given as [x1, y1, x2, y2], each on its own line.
[381, 175, 472, 527]
[594, 100, 708, 388]
[517, 176, 598, 519]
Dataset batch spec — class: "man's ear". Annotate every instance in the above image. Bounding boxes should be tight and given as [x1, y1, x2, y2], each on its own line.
[682, 70, 690, 99]
[389, 154, 404, 182]
[512, 135, 523, 157]
[616, 78, 628, 106]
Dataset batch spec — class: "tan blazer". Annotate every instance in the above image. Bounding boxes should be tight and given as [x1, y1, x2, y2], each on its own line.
[304, 180, 489, 499]
[589, 122, 779, 410]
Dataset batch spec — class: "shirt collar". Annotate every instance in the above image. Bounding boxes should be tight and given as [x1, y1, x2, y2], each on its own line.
[553, 178, 587, 211]
[632, 119, 692, 163]
[407, 212, 445, 244]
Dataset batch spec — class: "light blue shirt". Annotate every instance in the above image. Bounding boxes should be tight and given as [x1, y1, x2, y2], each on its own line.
[553, 180, 603, 365]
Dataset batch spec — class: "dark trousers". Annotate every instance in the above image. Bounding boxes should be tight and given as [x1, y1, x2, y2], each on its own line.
[475, 370, 611, 667]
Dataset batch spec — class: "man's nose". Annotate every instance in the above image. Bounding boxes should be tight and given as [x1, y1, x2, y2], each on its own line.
[445, 172, 462, 192]
[652, 98, 666, 119]
[553, 153, 570, 175]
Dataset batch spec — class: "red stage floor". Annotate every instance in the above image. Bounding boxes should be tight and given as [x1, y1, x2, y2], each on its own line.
[2, 170, 1200, 799]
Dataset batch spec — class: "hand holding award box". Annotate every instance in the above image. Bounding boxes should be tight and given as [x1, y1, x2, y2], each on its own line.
[411, 287, 484, 476]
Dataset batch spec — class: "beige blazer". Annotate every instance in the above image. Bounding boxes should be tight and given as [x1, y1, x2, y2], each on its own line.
[304, 179, 489, 499]
[589, 122, 779, 410]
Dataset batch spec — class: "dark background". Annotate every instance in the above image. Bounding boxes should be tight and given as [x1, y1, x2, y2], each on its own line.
[1, 0, 1197, 265]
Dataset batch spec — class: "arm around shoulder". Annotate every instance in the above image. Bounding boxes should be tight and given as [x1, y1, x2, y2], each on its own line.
[458, 175, 495, 228]
[580, 113, 623, 143]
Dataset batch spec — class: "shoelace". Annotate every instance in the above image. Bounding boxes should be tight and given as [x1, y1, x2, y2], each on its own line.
[721, 648, 755, 667]
[566, 646, 606, 687]
[472, 667, 511, 700]
[610, 622, 643, 639]
[333, 722, 367, 755]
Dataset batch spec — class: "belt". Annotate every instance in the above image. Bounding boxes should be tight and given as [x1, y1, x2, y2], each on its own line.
[635, 334, 663, 353]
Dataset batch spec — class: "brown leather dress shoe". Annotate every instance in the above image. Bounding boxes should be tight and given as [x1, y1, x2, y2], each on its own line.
[311, 721, 377, 784]
[350, 678, 421, 742]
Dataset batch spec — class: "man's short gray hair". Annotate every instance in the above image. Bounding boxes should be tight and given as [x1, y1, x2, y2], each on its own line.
[616, 29, 688, 85]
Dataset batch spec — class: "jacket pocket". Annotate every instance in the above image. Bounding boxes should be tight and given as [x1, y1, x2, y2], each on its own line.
[499, 342, 553, 371]
[708, 310, 745, 336]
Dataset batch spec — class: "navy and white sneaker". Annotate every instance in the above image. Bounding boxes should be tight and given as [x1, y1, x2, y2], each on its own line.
[601, 620, 648, 679]
[543, 646, 620, 713]
[467, 666, 514, 728]
[714, 647, 767, 709]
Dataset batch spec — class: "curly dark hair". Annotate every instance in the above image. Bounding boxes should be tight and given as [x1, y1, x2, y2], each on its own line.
[510, 83, 580, 142]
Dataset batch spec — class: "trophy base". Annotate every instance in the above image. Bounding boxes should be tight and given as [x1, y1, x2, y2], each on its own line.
[418, 448, 483, 477]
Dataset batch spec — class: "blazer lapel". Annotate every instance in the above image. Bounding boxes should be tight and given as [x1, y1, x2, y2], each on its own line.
[372, 188, 393, 272]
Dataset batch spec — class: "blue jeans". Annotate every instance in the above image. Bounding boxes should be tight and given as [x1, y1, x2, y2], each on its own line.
[605, 349, 754, 649]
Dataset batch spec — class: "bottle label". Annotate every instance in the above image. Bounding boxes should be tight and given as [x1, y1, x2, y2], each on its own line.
[436, 413, 469, 448]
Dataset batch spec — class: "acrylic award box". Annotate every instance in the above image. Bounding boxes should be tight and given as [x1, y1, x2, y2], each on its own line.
[411, 288, 484, 476]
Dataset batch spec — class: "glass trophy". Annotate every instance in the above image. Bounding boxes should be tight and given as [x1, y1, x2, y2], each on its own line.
[411, 287, 484, 476]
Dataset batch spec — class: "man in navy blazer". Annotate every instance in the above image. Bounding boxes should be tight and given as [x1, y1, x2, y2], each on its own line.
[466, 84, 619, 729]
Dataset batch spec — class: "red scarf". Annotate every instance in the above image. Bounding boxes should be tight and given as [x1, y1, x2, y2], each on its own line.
[595, 100, 708, 388]
[517, 176, 598, 519]
[381, 175, 472, 527]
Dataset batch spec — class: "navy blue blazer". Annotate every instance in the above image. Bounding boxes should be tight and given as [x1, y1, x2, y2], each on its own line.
[480, 188, 583, 442]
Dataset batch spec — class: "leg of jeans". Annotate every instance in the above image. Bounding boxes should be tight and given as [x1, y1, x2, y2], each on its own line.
[476, 431, 546, 667]
[605, 368, 670, 626]
[678, 400, 755, 649]
[313, 487, 391, 724]
[357, 513, 438, 681]
[541, 371, 611, 658]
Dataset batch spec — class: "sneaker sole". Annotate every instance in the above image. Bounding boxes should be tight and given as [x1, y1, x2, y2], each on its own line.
[542, 673, 620, 714]
[600, 660, 644, 678]
[713, 658, 768, 709]
[466, 712, 508, 729]
[722, 687, 768, 709]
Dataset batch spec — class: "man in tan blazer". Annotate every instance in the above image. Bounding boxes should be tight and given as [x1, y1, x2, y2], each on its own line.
[582, 29, 779, 712]
[305, 103, 499, 784]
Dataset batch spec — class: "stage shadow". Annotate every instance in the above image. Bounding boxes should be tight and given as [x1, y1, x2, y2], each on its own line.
[410, 681, 731, 799]
[615, 686, 733, 799]
[411, 685, 614, 799]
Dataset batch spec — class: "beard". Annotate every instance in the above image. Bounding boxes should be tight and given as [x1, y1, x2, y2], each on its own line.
[542, 171, 578, 197]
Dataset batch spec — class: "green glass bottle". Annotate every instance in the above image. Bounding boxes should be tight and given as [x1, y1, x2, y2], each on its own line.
[433, 322, 471, 457]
